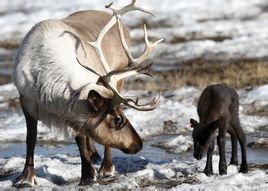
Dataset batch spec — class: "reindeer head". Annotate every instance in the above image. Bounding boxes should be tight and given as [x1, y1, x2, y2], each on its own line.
[190, 118, 218, 160]
[78, 0, 163, 154]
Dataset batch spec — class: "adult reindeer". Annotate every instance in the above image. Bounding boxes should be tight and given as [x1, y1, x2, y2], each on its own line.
[13, 0, 163, 187]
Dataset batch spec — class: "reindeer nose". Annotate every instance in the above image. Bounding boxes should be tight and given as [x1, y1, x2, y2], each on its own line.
[132, 142, 143, 154]
[121, 142, 143, 154]
[134, 144, 142, 153]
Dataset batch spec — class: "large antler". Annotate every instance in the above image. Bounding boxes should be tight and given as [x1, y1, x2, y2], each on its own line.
[100, 60, 160, 111]
[81, 0, 163, 111]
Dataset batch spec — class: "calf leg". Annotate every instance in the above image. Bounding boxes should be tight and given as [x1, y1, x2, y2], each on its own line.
[228, 128, 238, 165]
[16, 100, 37, 187]
[232, 120, 248, 173]
[99, 146, 115, 177]
[217, 119, 227, 175]
[204, 140, 215, 176]
[75, 135, 96, 185]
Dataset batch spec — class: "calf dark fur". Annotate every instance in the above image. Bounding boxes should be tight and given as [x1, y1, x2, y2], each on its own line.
[190, 84, 248, 176]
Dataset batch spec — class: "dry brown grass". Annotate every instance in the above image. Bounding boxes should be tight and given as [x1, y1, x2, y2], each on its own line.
[0, 76, 12, 85]
[0, 39, 20, 49]
[1, 58, 267, 90]
[125, 59, 268, 90]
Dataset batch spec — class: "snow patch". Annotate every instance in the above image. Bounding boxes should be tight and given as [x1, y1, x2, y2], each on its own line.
[153, 135, 192, 154]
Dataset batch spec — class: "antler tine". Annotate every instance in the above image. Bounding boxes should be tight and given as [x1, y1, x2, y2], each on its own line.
[124, 92, 161, 111]
[117, 16, 164, 66]
[103, 60, 154, 83]
[136, 24, 164, 65]
[99, 68, 160, 111]
[106, 0, 155, 17]
[106, 81, 160, 111]
[76, 57, 102, 77]
[86, 17, 117, 73]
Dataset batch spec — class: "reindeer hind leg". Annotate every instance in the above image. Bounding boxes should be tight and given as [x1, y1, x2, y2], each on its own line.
[232, 118, 248, 173]
[228, 127, 238, 165]
[15, 97, 37, 187]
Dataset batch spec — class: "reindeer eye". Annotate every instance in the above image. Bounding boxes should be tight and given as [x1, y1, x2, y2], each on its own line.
[113, 115, 123, 127]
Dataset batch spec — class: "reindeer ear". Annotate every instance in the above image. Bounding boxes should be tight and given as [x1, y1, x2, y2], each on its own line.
[88, 90, 102, 103]
[190, 118, 199, 128]
[88, 90, 103, 112]
[208, 119, 219, 132]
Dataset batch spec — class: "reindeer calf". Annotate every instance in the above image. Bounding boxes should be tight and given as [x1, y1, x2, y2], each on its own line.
[190, 84, 248, 176]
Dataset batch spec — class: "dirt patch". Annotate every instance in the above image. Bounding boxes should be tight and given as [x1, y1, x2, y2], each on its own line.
[243, 104, 268, 117]
[250, 164, 268, 170]
[125, 59, 268, 91]
[248, 137, 268, 148]
[162, 120, 179, 134]
[138, 175, 200, 189]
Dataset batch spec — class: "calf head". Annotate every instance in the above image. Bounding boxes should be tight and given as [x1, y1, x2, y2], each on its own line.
[190, 118, 219, 160]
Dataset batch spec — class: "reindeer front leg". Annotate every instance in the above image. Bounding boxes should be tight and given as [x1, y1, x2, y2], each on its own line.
[15, 98, 37, 187]
[86, 136, 101, 163]
[75, 135, 97, 185]
[99, 146, 115, 177]
[204, 139, 215, 176]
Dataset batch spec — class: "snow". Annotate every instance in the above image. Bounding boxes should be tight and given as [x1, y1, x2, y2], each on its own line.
[0, 83, 17, 93]
[0, 111, 68, 142]
[124, 97, 197, 138]
[152, 135, 193, 154]
[243, 85, 268, 103]
[0, 155, 267, 190]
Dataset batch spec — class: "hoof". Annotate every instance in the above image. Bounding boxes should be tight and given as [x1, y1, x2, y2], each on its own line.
[79, 169, 97, 186]
[219, 164, 227, 175]
[78, 177, 96, 186]
[14, 178, 36, 188]
[239, 164, 249, 173]
[98, 165, 115, 177]
[204, 168, 213, 176]
[14, 166, 36, 187]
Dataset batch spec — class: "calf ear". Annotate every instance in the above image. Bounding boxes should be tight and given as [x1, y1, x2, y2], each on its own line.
[190, 118, 199, 128]
[208, 119, 219, 132]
